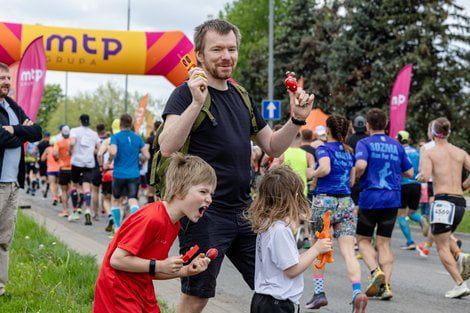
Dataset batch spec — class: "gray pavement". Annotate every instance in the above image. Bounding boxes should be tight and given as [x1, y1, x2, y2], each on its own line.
[17, 190, 470, 313]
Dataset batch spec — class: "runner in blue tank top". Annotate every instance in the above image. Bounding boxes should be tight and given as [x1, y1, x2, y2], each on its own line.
[306, 115, 368, 313]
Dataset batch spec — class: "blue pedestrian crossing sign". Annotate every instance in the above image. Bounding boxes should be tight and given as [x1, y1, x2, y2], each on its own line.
[262, 100, 281, 120]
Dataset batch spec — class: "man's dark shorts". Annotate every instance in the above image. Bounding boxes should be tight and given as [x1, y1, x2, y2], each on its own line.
[112, 177, 140, 199]
[71, 165, 93, 184]
[58, 170, 72, 186]
[178, 206, 255, 298]
[250, 293, 297, 313]
[431, 194, 465, 235]
[101, 181, 112, 195]
[39, 161, 47, 177]
[401, 184, 421, 211]
[356, 208, 398, 238]
[91, 167, 102, 187]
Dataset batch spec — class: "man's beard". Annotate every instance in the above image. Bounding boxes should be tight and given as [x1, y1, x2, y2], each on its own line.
[0, 85, 10, 98]
[206, 63, 235, 80]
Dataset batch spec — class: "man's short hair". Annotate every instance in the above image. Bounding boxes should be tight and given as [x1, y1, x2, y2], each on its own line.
[366, 108, 387, 131]
[432, 117, 451, 138]
[194, 19, 241, 54]
[120, 113, 133, 129]
[0, 63, 9, 72]
[301, 129, 313, 142]
[164, 153, 217, 202]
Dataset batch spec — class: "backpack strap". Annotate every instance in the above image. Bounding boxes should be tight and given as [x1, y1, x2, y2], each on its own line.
[231, 82, 259, 134]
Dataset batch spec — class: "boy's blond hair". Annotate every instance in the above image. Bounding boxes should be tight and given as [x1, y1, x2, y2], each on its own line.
[247, 165, 310, 233]
[163, 153, 216, 201]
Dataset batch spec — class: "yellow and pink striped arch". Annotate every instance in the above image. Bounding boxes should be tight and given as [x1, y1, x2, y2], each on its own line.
[0, 22, 195, 86]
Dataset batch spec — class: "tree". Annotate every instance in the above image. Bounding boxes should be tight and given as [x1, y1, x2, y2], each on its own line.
[36, 84, 63, 132]
[46, 82, 159, 134]
[330, 0, 469, 147]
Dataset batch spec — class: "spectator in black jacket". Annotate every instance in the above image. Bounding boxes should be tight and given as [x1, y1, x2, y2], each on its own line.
[0, 62, 42, 296]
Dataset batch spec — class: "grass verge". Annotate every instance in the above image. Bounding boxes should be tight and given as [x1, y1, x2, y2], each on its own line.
[456, 210, 470, 234]
[0, 210, 99, 312]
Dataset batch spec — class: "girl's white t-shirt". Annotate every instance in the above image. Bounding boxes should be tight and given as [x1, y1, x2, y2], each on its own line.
[254, 220, 303, 304]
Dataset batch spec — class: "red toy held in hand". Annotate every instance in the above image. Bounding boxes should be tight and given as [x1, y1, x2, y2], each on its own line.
[181, 245, 200, 262]
[284, 71, 298, 93]
[206, 248, 219, 260]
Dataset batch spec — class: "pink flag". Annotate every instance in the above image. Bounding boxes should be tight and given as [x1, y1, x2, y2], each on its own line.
[16, 36, 47, 121]
[389, 64, 413, 138]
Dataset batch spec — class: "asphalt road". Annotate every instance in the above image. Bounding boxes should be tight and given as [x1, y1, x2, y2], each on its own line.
[17, 190, 470, 313]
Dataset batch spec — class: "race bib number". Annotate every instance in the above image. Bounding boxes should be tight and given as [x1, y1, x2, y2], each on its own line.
[430, 200, 455, 225]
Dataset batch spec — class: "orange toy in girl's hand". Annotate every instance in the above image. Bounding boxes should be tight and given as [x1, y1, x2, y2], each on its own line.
[314, 211, 334, 269]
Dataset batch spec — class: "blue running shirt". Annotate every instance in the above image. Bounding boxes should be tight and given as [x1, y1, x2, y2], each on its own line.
[315, 142, 355, 195]
[401, 145, 420, 185]
[111, 130, 144, 179]
[355, 134, 412, 209]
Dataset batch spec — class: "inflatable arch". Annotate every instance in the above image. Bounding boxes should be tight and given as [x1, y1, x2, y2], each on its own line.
[0, 22, 195, 86]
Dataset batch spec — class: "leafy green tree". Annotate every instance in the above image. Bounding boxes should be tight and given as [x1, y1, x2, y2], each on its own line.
[46, 82, 158, 134]
[36, 84, 63, 133]
[330, 0, 469, 147]
[220, 0, 290, 105]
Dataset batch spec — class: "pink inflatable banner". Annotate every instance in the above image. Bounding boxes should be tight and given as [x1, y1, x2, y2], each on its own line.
[16, 36, 47, 121]
[389, 64, 413, 138]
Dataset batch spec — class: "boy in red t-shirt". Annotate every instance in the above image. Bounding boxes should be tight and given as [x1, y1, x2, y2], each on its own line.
[93, 154, 217, 313]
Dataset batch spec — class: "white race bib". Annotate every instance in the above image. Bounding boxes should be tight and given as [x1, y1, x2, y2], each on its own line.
[430, 200, 455, 225]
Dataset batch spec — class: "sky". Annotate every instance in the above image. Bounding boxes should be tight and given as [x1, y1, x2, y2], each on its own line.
[1, 0, 469, 111]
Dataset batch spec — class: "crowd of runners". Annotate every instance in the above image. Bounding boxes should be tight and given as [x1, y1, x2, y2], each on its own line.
[8, 18, 470, 313]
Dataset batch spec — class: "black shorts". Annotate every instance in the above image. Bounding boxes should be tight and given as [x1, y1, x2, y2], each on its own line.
[112, 177, 140, 199]
[427, 182, 434, 197]
[401, 184, 421, 211]
[71, 165, 93, 184]
[58, 170, 72, 186]
[431, 194, 466, 235]
[101, 181, 112, 195]
[350, 182, 361, 206]
[91, 167, 102, 187]
[25, 162, 38, 174]
[356, 208, 398, 238]
[250, 293, 297, 313]
[179, 207, 255, 298]
[39, 161, 47, 176]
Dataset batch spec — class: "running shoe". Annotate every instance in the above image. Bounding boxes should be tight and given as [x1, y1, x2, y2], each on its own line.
[356, 253, 363, 260]
[76, 208, 82, 215]
[58, 212, 69, 218]
[445, 282, 470, 298]
[52, 199, 58, 206]
[365, 268, 385, 297]
[305, 292, 328, 309]
[105, 216, 114, 232]
[92, 214, 100, 222]
[400, 243, 416, 250]
[84, 212, 92, 226]
[457, 253, 470, 281]
[351, 293, 368, 313]
[416, 243, 429, 257]
[376, 284, 393, 300]
[68, 211, 80, 221]
[420, 216, 430, 237]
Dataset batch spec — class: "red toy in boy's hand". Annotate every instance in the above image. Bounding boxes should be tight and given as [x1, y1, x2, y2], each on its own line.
[206, 248, 219, 260]
[181, 245, 200, 262]
[284, 71, 298, 93]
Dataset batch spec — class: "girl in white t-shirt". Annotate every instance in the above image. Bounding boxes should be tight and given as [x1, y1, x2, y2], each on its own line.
[247, 165, 332, 313]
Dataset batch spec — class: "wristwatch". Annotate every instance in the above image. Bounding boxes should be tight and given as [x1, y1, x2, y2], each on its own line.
[291, 116, 306, 126]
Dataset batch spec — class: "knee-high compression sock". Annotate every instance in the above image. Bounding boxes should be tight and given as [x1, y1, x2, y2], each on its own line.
[410, 211, 422, 224]
[84, 192, 92, 209]
[398, 216, 413, 245]
[70, 189, 79, 209]
[313, 275, 325, 295]
[111, 207, 121, 228]
[130, 205, 139, 214]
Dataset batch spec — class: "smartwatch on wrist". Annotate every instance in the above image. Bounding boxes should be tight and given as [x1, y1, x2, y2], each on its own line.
[291, 116, 306, 126]
[149, 259, 156, 277]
